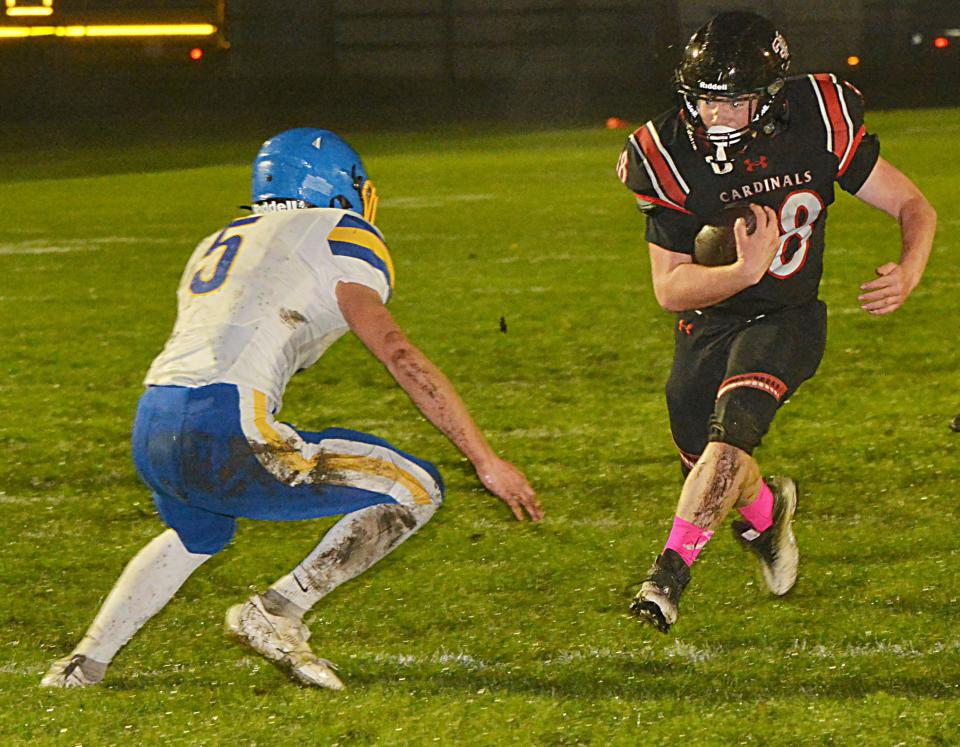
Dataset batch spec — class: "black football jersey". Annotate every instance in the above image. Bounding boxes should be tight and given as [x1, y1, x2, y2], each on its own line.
[616, 74, 880, 315]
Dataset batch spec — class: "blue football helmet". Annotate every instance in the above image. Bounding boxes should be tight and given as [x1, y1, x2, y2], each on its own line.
[251, 128, 378, 222]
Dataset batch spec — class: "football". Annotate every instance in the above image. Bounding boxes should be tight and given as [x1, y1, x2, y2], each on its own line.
[693, 202, 758, 266]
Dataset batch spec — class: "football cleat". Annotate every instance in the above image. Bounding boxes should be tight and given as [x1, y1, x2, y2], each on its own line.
[40, 654, 107, 688]
[225, 594, 344, 690]
[629, 549, 691, 633]
[732, 475, 799, 595]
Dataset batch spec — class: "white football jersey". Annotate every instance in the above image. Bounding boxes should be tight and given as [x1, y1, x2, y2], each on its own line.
[145, 208, 394, 413]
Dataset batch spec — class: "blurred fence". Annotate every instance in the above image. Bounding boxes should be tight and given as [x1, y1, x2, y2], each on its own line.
[0, 0, 957, 131]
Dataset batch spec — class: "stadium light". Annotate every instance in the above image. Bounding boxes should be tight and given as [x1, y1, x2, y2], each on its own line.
[81, 24, 216, 38]
[6, 6, 52, 15]
[0, 23, 218, 38]
[5, 0, 53, 17]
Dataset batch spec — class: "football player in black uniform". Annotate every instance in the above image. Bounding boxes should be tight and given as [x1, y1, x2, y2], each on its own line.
[616, 11, 936, 633]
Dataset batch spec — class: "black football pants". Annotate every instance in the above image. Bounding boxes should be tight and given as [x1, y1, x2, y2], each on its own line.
[665, 299, 827, 470]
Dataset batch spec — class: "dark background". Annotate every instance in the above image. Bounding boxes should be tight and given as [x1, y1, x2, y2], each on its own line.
[1, 0, 958, 136]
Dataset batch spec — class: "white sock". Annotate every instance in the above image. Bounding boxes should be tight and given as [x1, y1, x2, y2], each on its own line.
[74, 529, 211, 664]
[268, 502, 436, 616]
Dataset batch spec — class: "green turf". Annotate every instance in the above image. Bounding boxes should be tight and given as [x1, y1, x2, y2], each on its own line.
[1, 110, 958, 745]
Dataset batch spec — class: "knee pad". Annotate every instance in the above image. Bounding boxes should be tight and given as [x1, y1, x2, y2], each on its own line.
[709, 385, 781, 455]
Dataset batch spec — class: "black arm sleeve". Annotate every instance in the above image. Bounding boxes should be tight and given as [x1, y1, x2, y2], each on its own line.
[836, 80, 881, 194]
[645, 209, 701, 256]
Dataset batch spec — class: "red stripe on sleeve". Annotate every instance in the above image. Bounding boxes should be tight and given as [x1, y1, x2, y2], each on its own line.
[634, 193, 693, 215]
[837, 125, 866, 177]
[636, 125, 688, 209]
[814, 74, 850, 161]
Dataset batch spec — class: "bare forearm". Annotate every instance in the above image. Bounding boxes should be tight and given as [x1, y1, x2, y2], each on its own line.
[336, 282, 540, 520]
[897, 195, 937, 291]
[654, 261, 757, 312]
[385, 341, 494, 466]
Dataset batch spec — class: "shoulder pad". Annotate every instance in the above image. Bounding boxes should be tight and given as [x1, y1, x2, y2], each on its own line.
[616, 111, 693, 215]
[327, 212, 394, 295]
[800, 74, 869, 176]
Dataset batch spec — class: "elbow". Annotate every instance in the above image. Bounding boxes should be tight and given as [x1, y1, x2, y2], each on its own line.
[903, 194, 937, 228]
[653, 285, 687, 313]
[383, 330, 415, 366]
[659, 298, 689, 313]
[383, 332, 428, 382]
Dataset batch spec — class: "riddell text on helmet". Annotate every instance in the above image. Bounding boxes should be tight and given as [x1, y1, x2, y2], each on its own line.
[720, 170, 812, 203]
[698, 81, 732, 91]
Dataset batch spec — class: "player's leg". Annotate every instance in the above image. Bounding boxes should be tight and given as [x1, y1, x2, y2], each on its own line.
[42, 385, 238, 687]
[40, 518, 221, 688]
[692, 301, 825, 593]
[630, 312, 737, 631]
[718, 303, 826, 595]
[631, 440, 763, 631]
[632, 301, 826, 631]
[265, 498, 438, 617]
[665, 311, 731, 476]
[226, 499, 438, 690]
[221, 411, 445, 688]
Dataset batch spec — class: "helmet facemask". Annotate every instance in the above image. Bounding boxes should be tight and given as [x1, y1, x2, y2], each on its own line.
[329, 166, 379, 224]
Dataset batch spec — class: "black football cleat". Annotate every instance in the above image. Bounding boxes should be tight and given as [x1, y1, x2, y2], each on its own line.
[629, 548, 691, 633]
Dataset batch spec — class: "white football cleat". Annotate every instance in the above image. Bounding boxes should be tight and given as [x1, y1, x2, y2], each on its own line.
[732, 475, 799, 596]
[225, 595, 344, 690]
[40, 654, 107, 688]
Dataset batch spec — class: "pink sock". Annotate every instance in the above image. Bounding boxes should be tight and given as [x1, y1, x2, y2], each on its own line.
[737, 480, 774, 532]
[664, 516, 714, 567]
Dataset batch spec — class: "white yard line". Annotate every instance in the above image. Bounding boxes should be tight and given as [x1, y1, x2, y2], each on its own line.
[381, 194, 495, 209]
[0, 493, 72, 505]
[0, 237, 169, 255]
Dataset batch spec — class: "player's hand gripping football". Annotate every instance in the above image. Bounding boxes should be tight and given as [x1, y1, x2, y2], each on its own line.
[735, 204, 780, 283]
[858, 262, 914, 315]
[475, 456, 543, 522]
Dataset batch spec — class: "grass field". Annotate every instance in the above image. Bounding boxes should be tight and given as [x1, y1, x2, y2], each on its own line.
[1, 109, 958, 745]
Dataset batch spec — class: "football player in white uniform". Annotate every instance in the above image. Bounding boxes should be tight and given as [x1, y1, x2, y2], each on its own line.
[41, 128, 542, 690]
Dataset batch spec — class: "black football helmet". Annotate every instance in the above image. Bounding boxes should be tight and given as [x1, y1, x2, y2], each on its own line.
[676, 12, 791, 148]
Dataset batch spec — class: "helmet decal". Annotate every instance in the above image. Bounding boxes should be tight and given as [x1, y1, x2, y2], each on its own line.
[302, 174, 334, 194]
[772, 32, 790, 63]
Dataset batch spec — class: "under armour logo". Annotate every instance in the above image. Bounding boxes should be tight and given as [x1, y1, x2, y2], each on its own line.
[744, 156, 768, 172]
[678, 319, 693, 335]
